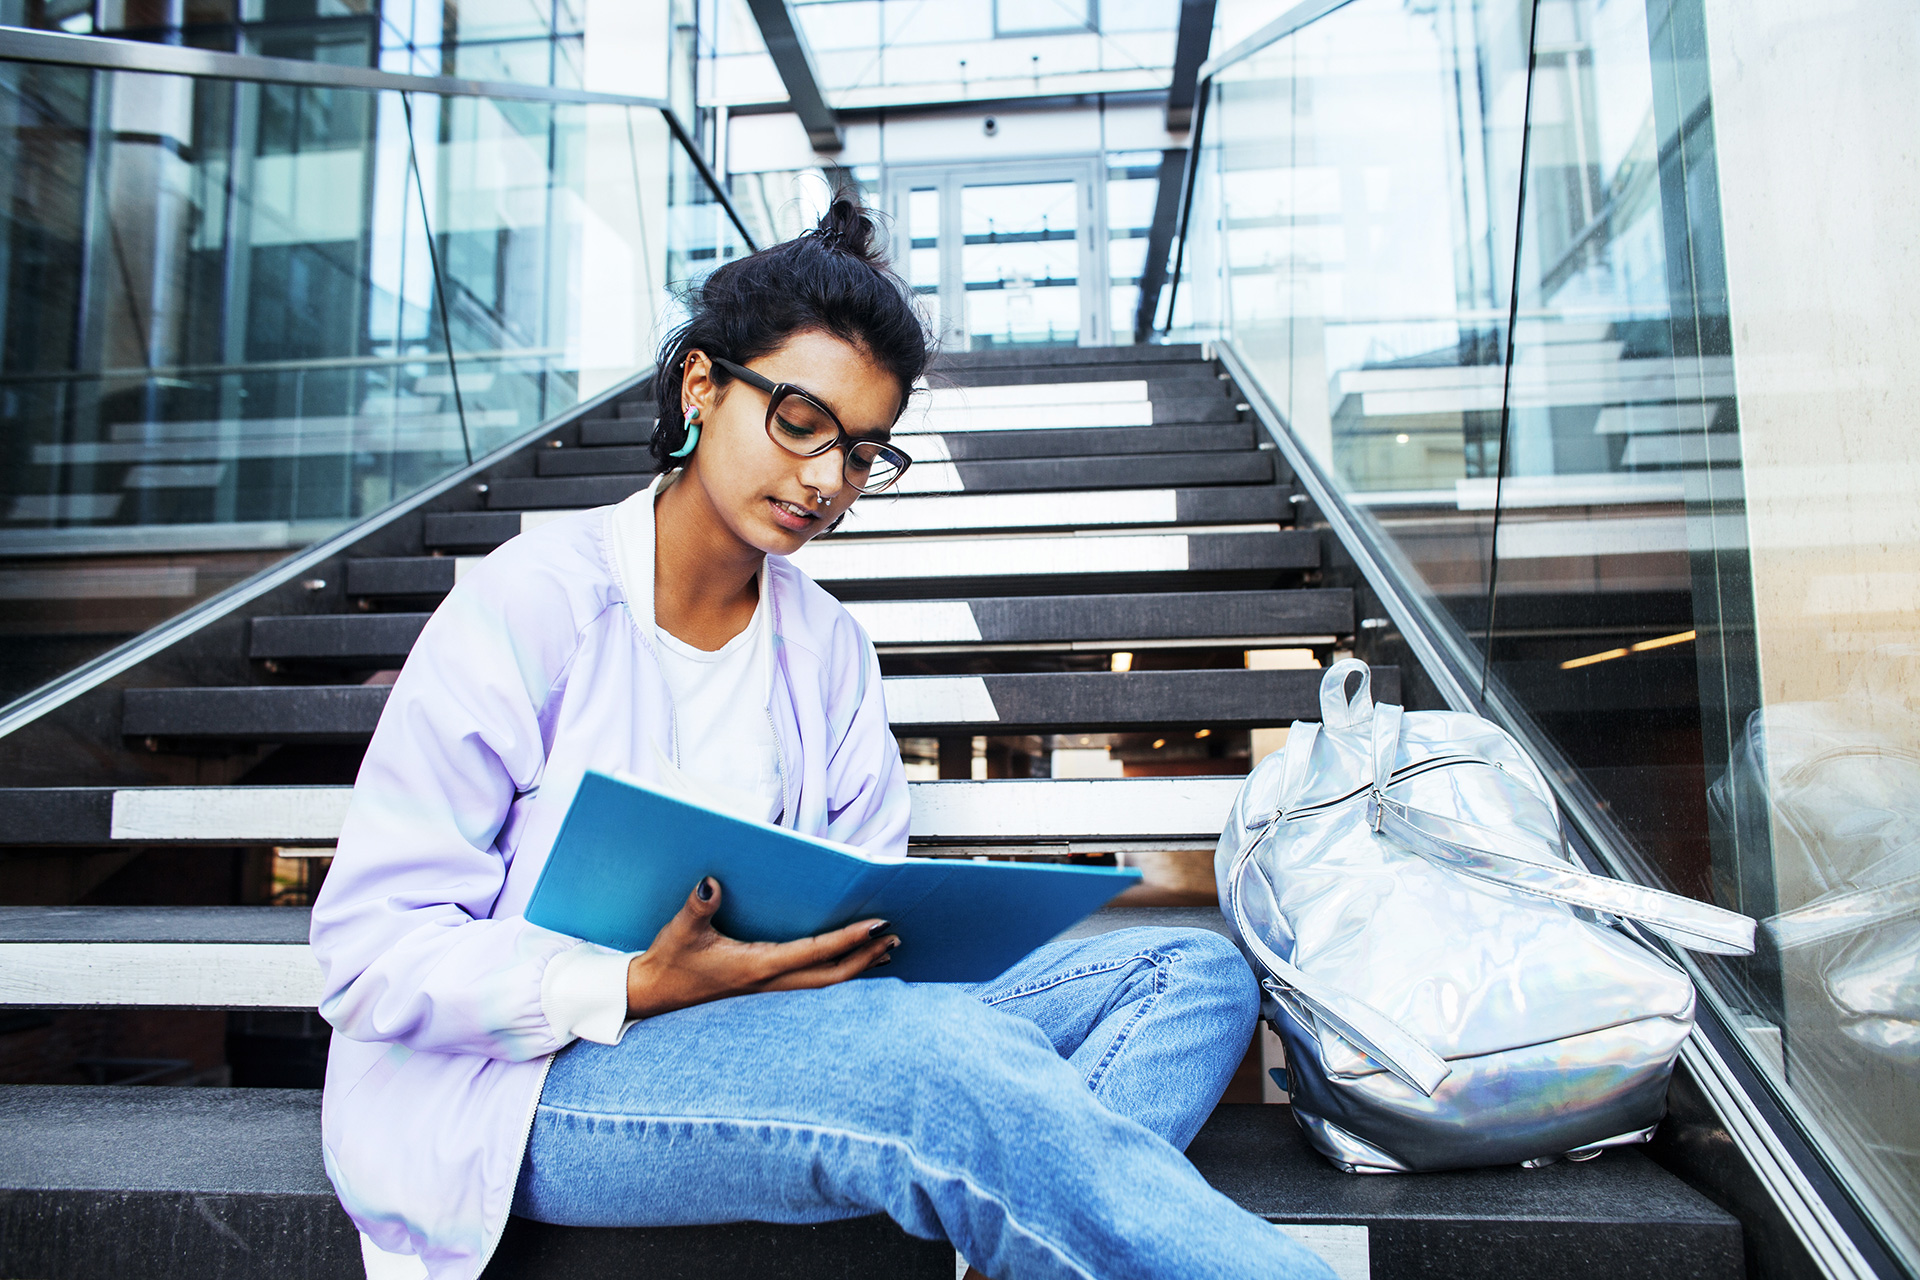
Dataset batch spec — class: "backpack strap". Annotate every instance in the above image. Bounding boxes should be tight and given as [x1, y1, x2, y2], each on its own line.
[1277, 721, 1319, 814]
[1228, 844, 1453, 1096]
[1369, 794, 1756, 955]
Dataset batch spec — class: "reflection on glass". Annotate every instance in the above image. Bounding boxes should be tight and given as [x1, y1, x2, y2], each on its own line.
[1173, 0, 1920, 1261]
[1180, 0, 1531, 634]
[0, 58, 681, 708]
[962, 180, 1079, 348]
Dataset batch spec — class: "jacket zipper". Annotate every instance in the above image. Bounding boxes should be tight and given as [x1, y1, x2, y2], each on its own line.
[1281, 754, 1496, 822]
[766, 703, 789, 825]
[475, 1049, 556, 1276]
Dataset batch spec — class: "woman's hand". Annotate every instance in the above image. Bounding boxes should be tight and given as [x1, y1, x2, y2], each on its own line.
[625, 877, 900, 1019]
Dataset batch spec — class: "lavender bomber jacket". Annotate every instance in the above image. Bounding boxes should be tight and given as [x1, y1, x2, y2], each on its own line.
[309, 482, 911, 1278]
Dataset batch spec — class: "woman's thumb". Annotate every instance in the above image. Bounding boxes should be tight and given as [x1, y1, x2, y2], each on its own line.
[685, 875, 722, 920]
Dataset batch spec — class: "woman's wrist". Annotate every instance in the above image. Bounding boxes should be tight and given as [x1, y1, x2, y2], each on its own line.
[626, 951, 662, 1019]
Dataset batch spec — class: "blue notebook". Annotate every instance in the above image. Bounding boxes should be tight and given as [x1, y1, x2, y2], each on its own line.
[524, 770, 1141, 984]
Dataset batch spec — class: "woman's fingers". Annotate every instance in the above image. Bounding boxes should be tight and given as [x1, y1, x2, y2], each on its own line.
[747, 917, 890, 977]
[761, 934, 900, 991]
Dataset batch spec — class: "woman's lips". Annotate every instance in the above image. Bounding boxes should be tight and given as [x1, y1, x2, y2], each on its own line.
[767, 496, 819, 532]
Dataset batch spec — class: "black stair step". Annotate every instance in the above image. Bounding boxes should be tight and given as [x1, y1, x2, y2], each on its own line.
[0, 780, 1247, 849]
[883, 667, 1401, 734]
[935, 363, 1226, 387]
[487, 474, 654, 510]
[490, 453, 1273, 509]
[921, 451, 1274, 494]
[0, 1085, 949, 1280]
[0, 1085, 1740, 1280]
[857, 588, 1353, 647]
[580, 417, 656, 446]
[352, 530, 1320, 600]
[247, 591, 1352, 665]
[538, 445, 654, 474]
[810, 530, 1320, 602]
[1187, 1105, 1740, 1280]
[539, 423, 1257, 477]
[930, 343, 1205, 371]
[425, 486, 1293, 551]
[918, 421, 1253, 462]
[123, 687, 389, 743]
[119, 666, 1391, 741]
[574, 395, 1238, 450]
[250, 614, 432, 664]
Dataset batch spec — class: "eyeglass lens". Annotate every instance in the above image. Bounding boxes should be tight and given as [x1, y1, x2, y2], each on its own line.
[766, 389, 906, 493]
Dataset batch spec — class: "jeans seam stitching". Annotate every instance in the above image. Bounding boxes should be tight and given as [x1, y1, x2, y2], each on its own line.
[980, 952, 1166, 1006]
[527, 1108, 1102, 1280]
[1082, 956, 1171, 1094]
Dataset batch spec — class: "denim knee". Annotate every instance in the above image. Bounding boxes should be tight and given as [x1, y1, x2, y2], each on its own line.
[1108, 926, 1260, 1027]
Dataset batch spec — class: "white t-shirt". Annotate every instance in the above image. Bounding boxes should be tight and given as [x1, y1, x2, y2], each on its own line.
[650, 571, 785, 826]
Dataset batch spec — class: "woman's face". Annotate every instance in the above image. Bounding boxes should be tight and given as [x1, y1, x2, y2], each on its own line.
[679, 329, 904, 557]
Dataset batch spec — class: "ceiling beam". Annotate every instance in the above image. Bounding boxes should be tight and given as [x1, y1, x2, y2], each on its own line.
[743, 0, 843, 153]
[1165, 0, 1217, 131]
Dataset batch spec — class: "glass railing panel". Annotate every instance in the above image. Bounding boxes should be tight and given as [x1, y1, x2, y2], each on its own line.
[405, 96, 667, 456]
[1484, 0, 1920, 1263]
[1182, 0, 1533, 641]
[0, 47, 699, 712]
[661, 134, 752, 324]
[1172, 0, 1920, 1262]
[0, 61, 447, 702]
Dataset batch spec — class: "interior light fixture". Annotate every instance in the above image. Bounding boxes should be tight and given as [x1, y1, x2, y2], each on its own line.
[1395, 433, 1410, 444]
[1194, 729, 1211, 739]
[1110, 651, 1134, 672]
[1151, 738, 1166, 750]
[1559, 630, 1698, 671]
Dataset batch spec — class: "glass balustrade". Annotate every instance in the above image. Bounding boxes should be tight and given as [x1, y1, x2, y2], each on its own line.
[1168, 0, 1920, 1267]
[0, 44, 750, 708]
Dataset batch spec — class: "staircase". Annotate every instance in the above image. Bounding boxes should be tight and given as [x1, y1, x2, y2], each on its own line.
[0, 344, 1743, 1278]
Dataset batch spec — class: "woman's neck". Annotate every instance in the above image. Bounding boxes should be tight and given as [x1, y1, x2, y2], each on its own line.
[652, 472, 764, 651]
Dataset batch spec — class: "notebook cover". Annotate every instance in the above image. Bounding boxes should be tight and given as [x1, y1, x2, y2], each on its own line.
[523, 770, 1141, 983]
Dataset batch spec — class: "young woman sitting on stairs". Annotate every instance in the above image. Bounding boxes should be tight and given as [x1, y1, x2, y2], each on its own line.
[308, 197, 1335, 1280]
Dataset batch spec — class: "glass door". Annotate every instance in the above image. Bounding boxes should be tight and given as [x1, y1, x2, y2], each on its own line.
[886, 159, 1109, 351]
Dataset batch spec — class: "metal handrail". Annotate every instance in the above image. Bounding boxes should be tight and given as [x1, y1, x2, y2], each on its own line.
[0, 26, 759, 251]
[0, 26, 665, 107]
[1158, 0, 1357, 334]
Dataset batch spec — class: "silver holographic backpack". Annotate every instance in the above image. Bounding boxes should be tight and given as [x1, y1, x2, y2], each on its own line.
[1216, 659, 1756, 1173]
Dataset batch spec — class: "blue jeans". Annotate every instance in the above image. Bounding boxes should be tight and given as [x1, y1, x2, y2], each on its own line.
[512, 926, 1335, 1280]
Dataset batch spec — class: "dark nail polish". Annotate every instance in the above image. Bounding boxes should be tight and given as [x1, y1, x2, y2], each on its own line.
[876, 953, 893, 966]
[887, 936, 901, 950]
[696, 878, 713, 901]
[867, 920, 891, 937]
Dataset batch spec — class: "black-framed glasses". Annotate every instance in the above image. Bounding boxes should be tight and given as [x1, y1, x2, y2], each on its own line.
[709, 356, 913, 495]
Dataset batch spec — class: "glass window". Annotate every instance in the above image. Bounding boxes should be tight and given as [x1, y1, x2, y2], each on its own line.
[994, 0, 1093, 37]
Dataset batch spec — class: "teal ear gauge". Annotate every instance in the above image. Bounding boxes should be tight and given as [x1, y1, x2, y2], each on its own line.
[669, 406, 700, 458]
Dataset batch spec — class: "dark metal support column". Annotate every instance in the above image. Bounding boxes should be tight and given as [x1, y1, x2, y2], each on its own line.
[1166, 0, 1217, 130]
[743, 0, 843, 152]
[1133, 147, 1190, 343]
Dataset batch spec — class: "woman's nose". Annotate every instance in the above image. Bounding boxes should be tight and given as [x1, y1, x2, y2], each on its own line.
[799, 445, 845, 500]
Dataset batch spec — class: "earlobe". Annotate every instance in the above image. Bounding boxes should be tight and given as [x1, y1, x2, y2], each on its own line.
[670, 405, 701, 458]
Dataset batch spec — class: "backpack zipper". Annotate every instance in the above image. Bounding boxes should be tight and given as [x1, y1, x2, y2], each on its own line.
[1281, 754, 1497, 822]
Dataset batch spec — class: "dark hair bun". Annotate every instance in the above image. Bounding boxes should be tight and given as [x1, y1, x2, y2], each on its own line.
[810, 197, 881, 264]
[649, 190, 935, 472]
